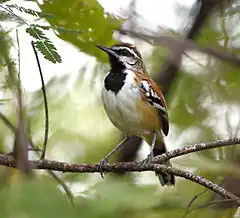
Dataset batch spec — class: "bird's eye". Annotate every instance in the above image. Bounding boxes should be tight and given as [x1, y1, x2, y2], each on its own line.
[120, 49, 130, 56]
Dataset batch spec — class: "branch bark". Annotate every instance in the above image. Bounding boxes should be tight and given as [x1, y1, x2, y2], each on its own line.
[0, 153, 239, 204]
[152, 137, 240, 163]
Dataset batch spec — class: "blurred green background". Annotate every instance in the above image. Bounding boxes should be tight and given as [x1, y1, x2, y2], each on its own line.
[0, 0, 240, 217]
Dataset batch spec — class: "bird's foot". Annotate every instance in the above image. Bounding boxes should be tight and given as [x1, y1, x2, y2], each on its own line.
[99, 157, 108, 179]
[140, 152, 154, 166]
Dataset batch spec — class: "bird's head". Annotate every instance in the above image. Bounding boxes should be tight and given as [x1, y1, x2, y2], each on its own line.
[96, 43, 145, 72]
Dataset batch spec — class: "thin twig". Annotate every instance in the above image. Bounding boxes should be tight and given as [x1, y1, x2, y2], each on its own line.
[31, 41, 49, 160]
[183, 51, 207, 69]
[0, 112, 38, 151]
[220, 7, 229, 50]
[0, 154, 239, 203]
[16, 29, 20, 80]
[186, 189, 208, 210]
[152, 137, 240, 163]
[184, 199, 239, 217]
[0, 112, 15, 131]
[48, 171, 74, 205]
[183, 189, 208, 218]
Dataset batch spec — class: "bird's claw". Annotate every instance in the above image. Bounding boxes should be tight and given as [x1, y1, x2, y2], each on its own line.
[140, 152, 154, 166]
[99, 158, 108, 179]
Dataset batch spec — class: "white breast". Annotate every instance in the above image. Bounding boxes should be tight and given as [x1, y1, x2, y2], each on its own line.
[102, 70, 141, 135]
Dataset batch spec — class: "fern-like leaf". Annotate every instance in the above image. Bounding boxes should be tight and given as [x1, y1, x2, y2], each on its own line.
[6, 4, 55, 19]
[26, 26, 61, 63]
[34, 40, 61, 63]
[32, 24, 51, 30]
[26, 26, 47, 40]
[26, 25, 47, 40]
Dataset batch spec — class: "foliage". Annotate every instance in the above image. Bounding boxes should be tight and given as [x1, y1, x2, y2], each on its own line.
[6, 3, 55, 19]
[38, 0, 121, 62]
[26, 25, 61, 63]
[0, 3, 61, 63]
[1, 0, 121, 63]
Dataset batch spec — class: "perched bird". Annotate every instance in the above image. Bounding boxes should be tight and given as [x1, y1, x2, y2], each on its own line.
[96, 43, 175, 186]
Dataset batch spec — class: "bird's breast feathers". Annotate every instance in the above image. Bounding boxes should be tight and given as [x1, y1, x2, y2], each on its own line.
[102, 70, 161, 135]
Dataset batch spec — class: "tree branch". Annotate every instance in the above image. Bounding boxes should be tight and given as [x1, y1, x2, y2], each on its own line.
[183, 199, 239, 218]
[0, 153, 239, 204]
[1, 110, 239, 203]
[152, 137, 240, 163]
[118, 29, 240, 68]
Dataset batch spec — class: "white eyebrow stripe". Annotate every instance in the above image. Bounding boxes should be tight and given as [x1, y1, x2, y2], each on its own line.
[112, 46, 140, 59]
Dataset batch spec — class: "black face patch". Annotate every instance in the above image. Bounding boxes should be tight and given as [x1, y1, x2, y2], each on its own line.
[104, 70, 127, 94]
[103, 43, 142, 94]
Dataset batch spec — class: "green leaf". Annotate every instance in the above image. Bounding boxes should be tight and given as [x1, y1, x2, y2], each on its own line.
[26, 25, 62, 63]
[26, 26, 47, 40]
[34, 39, 62, 63]
[38, 0, 122, 62]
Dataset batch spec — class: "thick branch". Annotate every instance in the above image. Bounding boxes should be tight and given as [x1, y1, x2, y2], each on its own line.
[0, 154, 239, 204]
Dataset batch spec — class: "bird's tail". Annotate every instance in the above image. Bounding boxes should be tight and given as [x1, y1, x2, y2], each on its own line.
[153, 133, 175, 186]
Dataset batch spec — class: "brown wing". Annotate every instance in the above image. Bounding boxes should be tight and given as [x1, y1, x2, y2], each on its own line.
[135, 71, 169, 136]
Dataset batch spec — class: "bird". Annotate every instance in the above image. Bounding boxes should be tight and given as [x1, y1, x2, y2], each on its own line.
[96, 42, 175, 186]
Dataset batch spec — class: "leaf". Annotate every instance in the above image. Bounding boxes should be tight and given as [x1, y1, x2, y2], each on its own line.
[34, 39, 62, 63]
[32, 24, 51, 30]
[26, 25, 62, 63]
[26, 26, 47, 40]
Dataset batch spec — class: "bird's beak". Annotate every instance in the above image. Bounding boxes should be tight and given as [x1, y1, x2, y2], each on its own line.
[96, 44, 117, 57]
